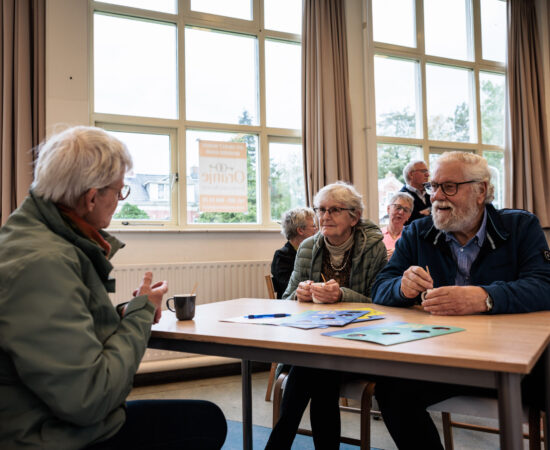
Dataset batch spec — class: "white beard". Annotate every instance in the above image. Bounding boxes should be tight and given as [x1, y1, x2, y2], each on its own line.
[432, 199, 480, 232]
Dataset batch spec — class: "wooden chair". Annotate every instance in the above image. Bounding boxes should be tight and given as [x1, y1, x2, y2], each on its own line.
[264, 275, 278, 401]
[428, 396, 546, 450]
[273, 370, 376, 450]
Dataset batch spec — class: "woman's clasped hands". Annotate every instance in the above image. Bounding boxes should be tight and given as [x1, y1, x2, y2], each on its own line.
[296, 279, 342, 303]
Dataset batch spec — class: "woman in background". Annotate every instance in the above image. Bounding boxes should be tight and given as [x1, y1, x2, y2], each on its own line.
[266, 181, 387, 450]
[271, 207, 317, 298]
[381, 192, 414, 260]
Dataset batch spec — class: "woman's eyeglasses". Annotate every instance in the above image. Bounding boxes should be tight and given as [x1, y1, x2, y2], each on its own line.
[390, 204, 412, 214]
[313, 207, 354, 217]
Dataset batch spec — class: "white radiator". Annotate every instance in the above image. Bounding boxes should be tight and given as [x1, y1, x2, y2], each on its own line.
[111, 260, 273, 373]
[110, 260, 272, 306]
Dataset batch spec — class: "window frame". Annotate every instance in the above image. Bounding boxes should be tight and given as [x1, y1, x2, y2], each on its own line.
[89, 0, 302, 230]
[365, 0, 506, 221]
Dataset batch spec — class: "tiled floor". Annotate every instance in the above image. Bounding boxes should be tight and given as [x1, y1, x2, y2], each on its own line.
[128, 370, 524, 449]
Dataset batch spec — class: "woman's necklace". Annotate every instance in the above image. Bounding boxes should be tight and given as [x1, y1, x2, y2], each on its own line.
[329, 249, 351, 272]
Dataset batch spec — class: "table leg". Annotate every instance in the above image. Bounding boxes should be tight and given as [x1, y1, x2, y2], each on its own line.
[497, 372, 523, 450]
[241, 359, 253, 450]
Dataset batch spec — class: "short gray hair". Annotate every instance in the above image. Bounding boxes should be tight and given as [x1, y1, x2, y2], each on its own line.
[313, 181, 364, 222]
[32, 126, 132, 208]
[432, 152, 495, 203]
[388, 192, 414, 209]
[403, 160, 427, 184]
[281, 207, 315, 240]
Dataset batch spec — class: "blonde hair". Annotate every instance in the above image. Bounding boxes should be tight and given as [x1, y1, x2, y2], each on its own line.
[433, 152, 495, 203]
[32, 126, 132, 208]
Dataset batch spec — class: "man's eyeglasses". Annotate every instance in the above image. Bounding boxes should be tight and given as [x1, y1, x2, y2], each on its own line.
[102, 184, 131, 201]
[313, 207, 355, 217]
[423, 180, 480, 197]
[390, 204, 412, 214]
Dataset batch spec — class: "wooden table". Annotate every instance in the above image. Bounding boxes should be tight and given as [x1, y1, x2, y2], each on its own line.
[150, 298, 550, 450]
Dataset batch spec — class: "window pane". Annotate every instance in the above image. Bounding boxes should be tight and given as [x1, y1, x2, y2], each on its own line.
[94, 14, 177, 119]
[424, 0, 473, 61]
[185, 28, 258, 125]
[483, 151, 504, 209]
[426, 64, 475, 143]
[480, 72, 505, 146]
[190, 0, 252, 20]
[264, 0, 301, 34]
[269, 142, 306, 221]
[372, 0, 415, 47]
[265, 40, 301, 129]
[480, 0, 506, 62]
[374, 56, 421, 138]
[186, 129, 258, 224]
[377, 143, 423, 223]
[109, 131, 172, 221]
[99, 0, 177, 14]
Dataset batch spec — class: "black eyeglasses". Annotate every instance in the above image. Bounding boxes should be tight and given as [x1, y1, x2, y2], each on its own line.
[102, 184, 131, 201]
[423, 180, 480, 197]
[313, 207, 355, 217]
[390, 204, 412, 214]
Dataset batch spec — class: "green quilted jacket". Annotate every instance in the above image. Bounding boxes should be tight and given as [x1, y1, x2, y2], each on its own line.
[282, 220, 387, 302]
[0, 192, 155, 449]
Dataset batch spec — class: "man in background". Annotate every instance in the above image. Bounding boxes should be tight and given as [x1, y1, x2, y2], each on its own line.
[400, 160, 431, 225]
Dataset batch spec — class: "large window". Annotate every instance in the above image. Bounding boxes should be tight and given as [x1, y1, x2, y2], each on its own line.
[370, 0, 507, 223]
[92, 0, 303, 228]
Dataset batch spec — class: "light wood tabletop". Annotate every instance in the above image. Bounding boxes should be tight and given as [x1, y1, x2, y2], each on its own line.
[150, 298, 550, 450]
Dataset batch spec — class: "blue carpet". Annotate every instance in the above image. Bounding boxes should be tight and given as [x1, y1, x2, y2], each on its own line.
[222, 420, 381, 449]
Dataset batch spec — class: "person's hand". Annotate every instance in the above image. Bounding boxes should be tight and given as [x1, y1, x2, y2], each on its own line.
[422, 286, 488, 315]
[386, 248, 394, 259]
[420, 207, 431, 216]
[134, 272, 168, 323]
[296, 280, 314, 302]
[400, 266, 433, 299]
[310, 279, 342, 304]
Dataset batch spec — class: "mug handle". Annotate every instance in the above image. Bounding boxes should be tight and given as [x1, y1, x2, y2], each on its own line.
[166, 297, 175, 312]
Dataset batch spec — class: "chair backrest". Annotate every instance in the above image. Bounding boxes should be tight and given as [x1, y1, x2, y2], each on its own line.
[265, 275, 276, 299]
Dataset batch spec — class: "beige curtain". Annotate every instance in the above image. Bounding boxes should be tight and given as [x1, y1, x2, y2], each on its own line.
[0, 0, 45, 225]
[507, 0, 550, 227]
[302, 0, 353, 205]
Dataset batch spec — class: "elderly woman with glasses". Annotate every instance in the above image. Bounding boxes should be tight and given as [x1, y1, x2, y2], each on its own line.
[0, 126, 227, 450]
[382, 192, 415, 259]
[271, 207, 317, 298]
[266, 181, 387, 450]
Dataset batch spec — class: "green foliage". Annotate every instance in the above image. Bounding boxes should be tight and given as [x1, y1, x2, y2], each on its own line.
[480, 79, 505, 146]
[428, 102, 470, 142]
[114, 203, 149, 219]
[269, 151, 306, 221]
[377, 107, 416, 138]
[377, 144, 413, 183]
[197, 110, 258, 224]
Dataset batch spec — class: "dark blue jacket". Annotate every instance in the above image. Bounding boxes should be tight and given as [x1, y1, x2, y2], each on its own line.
[400, 185, 431, 225]
[372, 204, 550, 314]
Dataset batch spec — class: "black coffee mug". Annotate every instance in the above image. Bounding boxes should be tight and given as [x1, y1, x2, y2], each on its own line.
[166, 294, 196, 320]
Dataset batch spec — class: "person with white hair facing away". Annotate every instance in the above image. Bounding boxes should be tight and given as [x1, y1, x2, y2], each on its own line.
[0, 126, 227, 450]
[382, 191, 414, 260]
[271, 207, 317, 298]
[266, 181, 387, 450]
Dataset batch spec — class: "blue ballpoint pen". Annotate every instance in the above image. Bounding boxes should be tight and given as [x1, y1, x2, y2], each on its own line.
[245, 313, 291, 319]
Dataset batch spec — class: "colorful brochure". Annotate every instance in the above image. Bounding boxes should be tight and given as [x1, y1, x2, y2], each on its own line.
[280, 310, 372, 329]
[332, 306, 385, 322]
[322, 321, 465, 345]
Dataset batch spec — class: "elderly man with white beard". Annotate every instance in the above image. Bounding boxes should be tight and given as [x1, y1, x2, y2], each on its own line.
[370, 151, 550, 450]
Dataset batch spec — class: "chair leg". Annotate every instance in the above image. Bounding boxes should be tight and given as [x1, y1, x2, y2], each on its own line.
[441, 412, 454, 450]
[272, 372, 287, 428]
[340, 397, 349, 407]
[543, 412, 548, 450]
[265, 363, 277, 402]
[529, 407, 542, 450]
[358, 382, 375, 450]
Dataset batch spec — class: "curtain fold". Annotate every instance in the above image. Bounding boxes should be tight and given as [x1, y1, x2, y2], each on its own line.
[302, 0, 353, 205]
[507, 0, 550, 227]
[0, 0, 45, 226]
